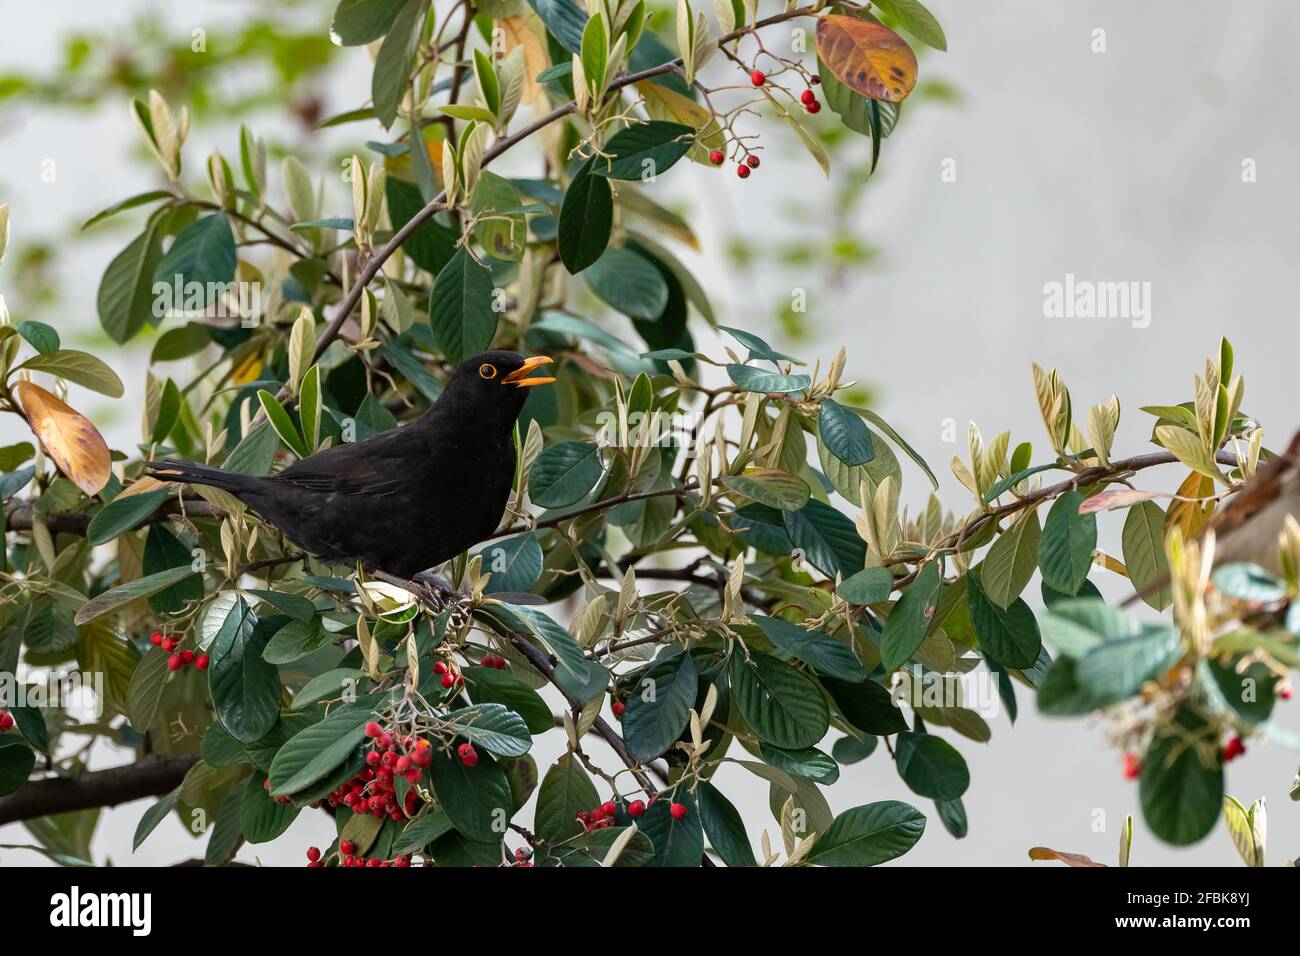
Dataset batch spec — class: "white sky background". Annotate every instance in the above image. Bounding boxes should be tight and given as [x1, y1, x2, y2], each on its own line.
[2, 0, 1299, 866]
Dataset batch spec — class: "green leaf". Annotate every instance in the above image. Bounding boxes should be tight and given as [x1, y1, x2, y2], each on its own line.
[639, 789, 703, 867]
[395, 807, 456, 853]
[623, 653, 698, 761]
[1212, 563, 1287, 603]
[153, 214, 237, 291]
[291, 668, 367, 711]
[428, 747, 513, 843]
[473, 48, 502, 115]
[0, 738, 36, 797]
[1139, 706, 1223, 846]
[720, 469, 810, 512]
[1038, 490, 1097, 595]
[20, 350, 124, 398]
[697, 781, 756, 867]
[821, 676, 907, 735]
[245, 588, 317, 623]
[74, 566, 198, 625]
[592, 121, 694, 180]
[126, 648, 171, 732]
[836, 567, 894, 605]
[0, 465, 35, 500]
[1122, 501, 1172, 610]
[880, 561, 941, 671]
[240, 772, 301, 843]
[131, 787, 179, 851]
[558, 160, 613, 273]
[873, 0, 947, 51]
[444, 703, 533, 757]
[728, 651, 829, 750]
[807, 800, 926, 866]
[784, 499, 866, 578]
[750, 614, 866, 681]
[464, 666, 553, 734]
[97, 215, 166, 343]
[535, 753, 598, 843]
[528, 0, 587, 54]
[371, 0, 424, 127]
[15, 320, 59, 355]
[981, 511, 1040, 609]
[584, 247, 669, 320]
[726, 364, 810, 394]
[81, 189, 173, 231]
[261, 619, 327, 664]
[268, 706, 374, 796]
[1075, 623, 1182, 700]
[966, 569, 1042, 669]
[256, 390, 309, 459]
[208, 600, 279, 743]
[331, 0, 408, 45]
[428, 246, 498, 363]
[758, 743, 840, 785]
[818, 399, 875, 465]
[717, 325, 799, 364]
[529, 441, 603, 507]
[469, 172, 527, 263]
[894, 731, 969, 800]
[474, 532, 544, 594]
[86, 490, 168, 545]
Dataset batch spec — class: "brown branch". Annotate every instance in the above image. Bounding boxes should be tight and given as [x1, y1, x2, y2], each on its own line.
[891, 448, 1243, 588]
[0, 756, 198, 826]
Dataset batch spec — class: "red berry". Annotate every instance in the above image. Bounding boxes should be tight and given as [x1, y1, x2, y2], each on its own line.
[806, 100, 821, 114]
[627, 799, 646, 817]
[306, 847, 321, 863]
[434, 661, 448, 675]
[600, 801, 616, 818]
[395, 755, 412, 773]
[195, 654, 210, 671]
[365, 721, 383, 738]
[0, 712, 13, 731]
[746, 155, 760, 169]
[493, 657, 507, 670]
[669, 802, 688, 820]
[810, 74, 821, 85]
[1281, 685, 1293, 700]
[750, 70, 765, 86]
[736, 164, 750, 179]
[441, 673, 455, 688]
[149, 631, 163, 646]
[161, 636, 177, 652]
[167, 654, 183, 672]
[377, 732, 394, 750]
[180, 649, 195, 665]
[366, 750, 382, 768]
[801, 89, 817, 107]
[709, 149, 725, 166]
[611, 701, 625, 717]
[457, 743, 478, 767]
[1122, 754, 1140, 780]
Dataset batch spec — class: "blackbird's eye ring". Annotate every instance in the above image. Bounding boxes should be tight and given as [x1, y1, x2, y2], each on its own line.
[479, 363, 497, 380]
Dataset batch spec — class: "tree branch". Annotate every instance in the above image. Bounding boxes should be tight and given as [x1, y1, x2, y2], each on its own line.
[0, 756, 198, 826]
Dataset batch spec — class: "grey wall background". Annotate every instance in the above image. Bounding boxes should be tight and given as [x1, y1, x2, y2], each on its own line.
[2, 0, 1298, 866]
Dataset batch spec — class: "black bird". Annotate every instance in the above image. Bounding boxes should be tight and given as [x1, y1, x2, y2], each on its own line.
[146, 351, 555, 578]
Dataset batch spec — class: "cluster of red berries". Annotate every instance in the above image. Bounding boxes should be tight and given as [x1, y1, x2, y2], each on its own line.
[1222, 735, 1247, 762]
[577, 800, 631, 831]
[801, 86, 821, 114]
[708, 149, 761, 179]
[512, 848, 533, 867]
[479, 654, 508, 670]
[0, 710, 14, 731]
[322, 723, 431, 821]
[151, 631, 208, 672]
[433, 660, 464, 689]
[310, 840, 420, 867]
[263, 777, 292, 805]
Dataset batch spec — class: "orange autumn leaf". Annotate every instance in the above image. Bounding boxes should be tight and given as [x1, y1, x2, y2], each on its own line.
[14, 380, 112, 496]
[1028, 846, 1106, 867]
[815, 15, 918, 103]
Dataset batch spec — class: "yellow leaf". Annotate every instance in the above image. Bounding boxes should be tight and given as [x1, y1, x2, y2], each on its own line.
[232, 350, 263, 385]
[815, 14, 918, 103]
[14, 381, 112, 496]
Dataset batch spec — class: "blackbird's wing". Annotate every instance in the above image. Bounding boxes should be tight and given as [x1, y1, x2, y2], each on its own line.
[270, 428, 413, 497]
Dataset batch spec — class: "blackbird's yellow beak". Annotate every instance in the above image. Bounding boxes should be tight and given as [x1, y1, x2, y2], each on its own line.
[502, 355, 556, 388]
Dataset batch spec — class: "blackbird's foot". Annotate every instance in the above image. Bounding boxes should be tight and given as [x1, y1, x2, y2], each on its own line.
[413, 569, 455, 593]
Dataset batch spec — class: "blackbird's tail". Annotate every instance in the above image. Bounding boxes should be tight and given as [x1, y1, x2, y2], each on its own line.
[145, 459, 256, 495]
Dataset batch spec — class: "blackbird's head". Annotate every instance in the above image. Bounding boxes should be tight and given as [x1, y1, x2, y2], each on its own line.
[440, 350, 555, 428]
